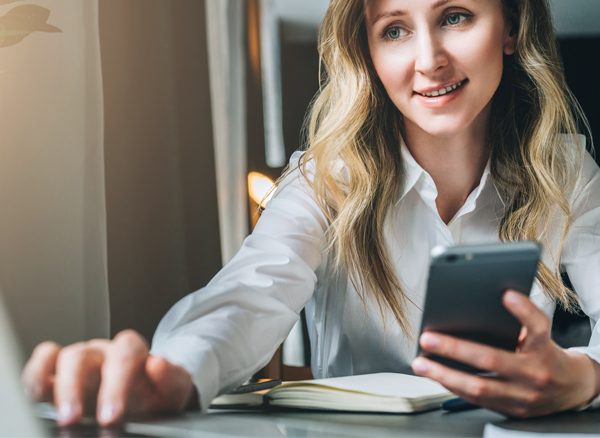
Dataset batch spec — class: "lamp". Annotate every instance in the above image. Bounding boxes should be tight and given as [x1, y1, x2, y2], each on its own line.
[247, 171, 275, 227]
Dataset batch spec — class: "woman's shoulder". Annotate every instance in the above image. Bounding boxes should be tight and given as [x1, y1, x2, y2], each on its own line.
[565, 134, 600, 208]
[273, 150, 313, 195]
[275, 150, 349, 194]
[568, 134, 598, 183]
[253, 152, 330, 242]
[268, 151, 321, 208]
[579, 148, 599, 184]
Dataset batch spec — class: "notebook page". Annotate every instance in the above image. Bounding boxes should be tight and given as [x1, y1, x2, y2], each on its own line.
[286, 373, 451, 398]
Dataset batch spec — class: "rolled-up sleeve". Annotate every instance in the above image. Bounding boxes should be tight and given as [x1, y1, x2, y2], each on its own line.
[561, 151, 600, 409]
[150, 152, 328, 410]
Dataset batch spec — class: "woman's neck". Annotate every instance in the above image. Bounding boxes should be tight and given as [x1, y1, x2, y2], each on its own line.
[403, 121, 490, 224]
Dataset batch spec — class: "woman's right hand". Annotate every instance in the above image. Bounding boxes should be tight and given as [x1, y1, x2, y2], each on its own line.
[21, 330, 194, 427]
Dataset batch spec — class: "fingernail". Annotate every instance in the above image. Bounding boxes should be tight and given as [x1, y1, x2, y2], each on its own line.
[99, 402, 122, 424]
[58, 402, 79, 425]
[505, 291, 521, 305]
[421, 333, 440, 349]
[412, 358, 430, 374]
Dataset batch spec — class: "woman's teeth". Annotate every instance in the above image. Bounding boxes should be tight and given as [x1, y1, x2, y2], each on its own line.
[420, 80, 465, 97]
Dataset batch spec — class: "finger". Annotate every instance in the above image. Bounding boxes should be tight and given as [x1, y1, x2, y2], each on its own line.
[96, 330, 149, 426]
[503, 291, 551, 350]
[54, 341, 106, 426]
[22, 341, 61, 401]
[419, 332, 525, 378]
[143, 356, 194, 412]
[411, 356, 535, 413]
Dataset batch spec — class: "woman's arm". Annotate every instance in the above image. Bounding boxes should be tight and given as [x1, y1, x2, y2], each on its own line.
[151, 155, 328, 410]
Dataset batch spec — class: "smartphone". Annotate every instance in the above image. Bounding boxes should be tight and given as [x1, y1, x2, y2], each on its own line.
[417, 241, 541, 373]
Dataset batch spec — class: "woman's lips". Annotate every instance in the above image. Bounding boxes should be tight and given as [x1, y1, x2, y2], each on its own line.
[414, 79, 469, 107]
[415, 79, 467, 97]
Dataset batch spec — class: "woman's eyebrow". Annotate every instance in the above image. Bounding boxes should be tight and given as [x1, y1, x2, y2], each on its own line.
[370, 0, 453, 26]
[371, 9, 407, 26]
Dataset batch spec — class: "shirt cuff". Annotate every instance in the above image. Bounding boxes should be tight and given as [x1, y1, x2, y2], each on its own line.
[569, 346, 600, 411]
[151, 336, 220, 413]
[578, 393, 600, 411]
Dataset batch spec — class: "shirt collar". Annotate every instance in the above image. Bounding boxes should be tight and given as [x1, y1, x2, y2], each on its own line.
[397, 140, 493, 209]
[399, 140, 426, 202]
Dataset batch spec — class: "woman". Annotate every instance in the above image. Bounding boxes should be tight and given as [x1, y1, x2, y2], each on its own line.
[23, 0, 600, 425]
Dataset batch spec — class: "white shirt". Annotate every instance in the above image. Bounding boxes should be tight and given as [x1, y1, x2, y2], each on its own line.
[151, 137, 600, 410]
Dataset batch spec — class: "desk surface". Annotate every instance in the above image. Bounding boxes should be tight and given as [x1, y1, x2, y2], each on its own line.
[120, 408, 600, 437]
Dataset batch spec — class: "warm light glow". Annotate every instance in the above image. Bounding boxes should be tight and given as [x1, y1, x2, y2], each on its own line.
[247, 0, 261, 79]
[248, 172, 275, 209]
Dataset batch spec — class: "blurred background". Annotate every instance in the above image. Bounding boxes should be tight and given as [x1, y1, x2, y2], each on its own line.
[0, 0, 598, 374]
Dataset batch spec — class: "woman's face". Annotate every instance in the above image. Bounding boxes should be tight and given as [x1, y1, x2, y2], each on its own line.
[365, 0, 515, 139]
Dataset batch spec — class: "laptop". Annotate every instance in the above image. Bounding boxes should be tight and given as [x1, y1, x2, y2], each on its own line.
[0, 292, 46, 437]
[0, 293, 155, 437]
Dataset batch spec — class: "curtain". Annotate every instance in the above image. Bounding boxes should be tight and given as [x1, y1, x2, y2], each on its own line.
[259, 0, 286, 168]
[205, 0, 249, 264]
[0, 0, 109, 352]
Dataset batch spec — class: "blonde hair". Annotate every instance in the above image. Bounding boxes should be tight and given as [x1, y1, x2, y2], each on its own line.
[288, 0, 590, 332]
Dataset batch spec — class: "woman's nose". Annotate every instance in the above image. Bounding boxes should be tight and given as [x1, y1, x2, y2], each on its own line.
[414, 31, 448, 75]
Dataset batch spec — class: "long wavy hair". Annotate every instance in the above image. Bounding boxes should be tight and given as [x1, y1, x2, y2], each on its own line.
[287, 0, 591, 334]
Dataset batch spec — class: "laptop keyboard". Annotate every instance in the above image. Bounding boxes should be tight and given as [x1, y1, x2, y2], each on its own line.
[43, 419, 154, 438]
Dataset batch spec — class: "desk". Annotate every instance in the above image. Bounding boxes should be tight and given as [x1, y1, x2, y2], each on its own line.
[120, 408, 600, 437]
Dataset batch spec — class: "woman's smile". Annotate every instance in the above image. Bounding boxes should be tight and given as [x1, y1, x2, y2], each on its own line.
[413, 79, 469, 108]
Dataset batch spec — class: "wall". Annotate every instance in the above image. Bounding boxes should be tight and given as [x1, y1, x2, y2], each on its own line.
[0, 0, 108, 353]
[280, 41, 319, 157]
[559, 37, 600, 152]
[99, 0, 222, 342]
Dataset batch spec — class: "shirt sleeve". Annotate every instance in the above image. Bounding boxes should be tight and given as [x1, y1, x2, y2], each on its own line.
[561, 150, 600, 409]
[149, 152, 328, 410]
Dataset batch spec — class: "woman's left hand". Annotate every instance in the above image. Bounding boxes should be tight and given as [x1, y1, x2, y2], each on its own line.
[412, 290, 600, 418]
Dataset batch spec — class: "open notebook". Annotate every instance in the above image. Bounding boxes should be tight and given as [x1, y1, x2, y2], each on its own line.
[211, 373, 454, 413]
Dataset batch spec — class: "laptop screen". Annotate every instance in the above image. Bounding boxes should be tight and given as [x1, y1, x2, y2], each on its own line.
[0, 292, 46, 437]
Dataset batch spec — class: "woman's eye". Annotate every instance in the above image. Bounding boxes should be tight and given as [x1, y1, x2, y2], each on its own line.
[384, 26, 405, 40]
[444, 12, 469, 26]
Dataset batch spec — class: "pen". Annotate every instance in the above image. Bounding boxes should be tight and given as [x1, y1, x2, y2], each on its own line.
[441, 397, 481, 412]
[228, 379, 282, 394]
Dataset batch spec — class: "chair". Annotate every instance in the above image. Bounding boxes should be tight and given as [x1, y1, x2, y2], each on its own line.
[258, 309, 313, 381]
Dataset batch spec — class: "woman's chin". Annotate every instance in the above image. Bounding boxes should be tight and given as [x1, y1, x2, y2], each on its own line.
[420, 125, 469, 139]
[402, 114, 476, 140]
